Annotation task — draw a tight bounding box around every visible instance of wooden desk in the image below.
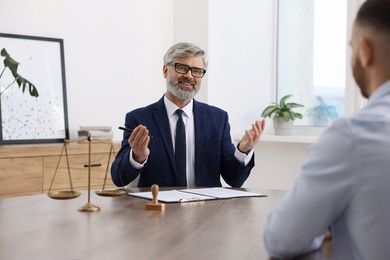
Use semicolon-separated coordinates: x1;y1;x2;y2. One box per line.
0;188;332;260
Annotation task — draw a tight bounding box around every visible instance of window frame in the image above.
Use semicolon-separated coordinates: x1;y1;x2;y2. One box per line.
271;0;364;138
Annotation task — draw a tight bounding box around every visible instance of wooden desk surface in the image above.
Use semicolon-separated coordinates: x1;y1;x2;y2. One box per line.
0;188;332;260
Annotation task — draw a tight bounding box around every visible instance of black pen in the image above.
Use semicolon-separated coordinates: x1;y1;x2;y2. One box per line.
118;126;134;132
118;126;153;138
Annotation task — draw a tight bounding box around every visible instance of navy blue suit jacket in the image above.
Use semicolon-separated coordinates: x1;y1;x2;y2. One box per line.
111;97;255;187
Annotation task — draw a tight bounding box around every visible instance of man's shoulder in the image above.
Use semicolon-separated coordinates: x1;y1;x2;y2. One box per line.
194;99;227;115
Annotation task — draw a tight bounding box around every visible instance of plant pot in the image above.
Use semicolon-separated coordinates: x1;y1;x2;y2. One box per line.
273;117;293;135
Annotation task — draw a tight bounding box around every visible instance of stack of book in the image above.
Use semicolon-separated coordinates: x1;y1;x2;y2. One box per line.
78;126;113;140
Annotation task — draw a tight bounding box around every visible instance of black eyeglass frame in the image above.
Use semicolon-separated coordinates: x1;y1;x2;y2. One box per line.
170;63;207;78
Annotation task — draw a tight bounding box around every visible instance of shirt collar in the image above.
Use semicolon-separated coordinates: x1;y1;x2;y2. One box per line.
368;79;390;105
164;95;193;118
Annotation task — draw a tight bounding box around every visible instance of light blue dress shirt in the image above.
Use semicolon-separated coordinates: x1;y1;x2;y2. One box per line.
264;80;390;260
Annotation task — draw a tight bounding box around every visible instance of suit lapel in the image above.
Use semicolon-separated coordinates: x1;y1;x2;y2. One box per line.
152;98;206;184
152;98;175;169
193;100;205;182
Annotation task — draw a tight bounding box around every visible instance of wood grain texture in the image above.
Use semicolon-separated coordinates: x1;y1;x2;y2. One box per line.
0;188;333;260
0;142;120;198
0;157;42;196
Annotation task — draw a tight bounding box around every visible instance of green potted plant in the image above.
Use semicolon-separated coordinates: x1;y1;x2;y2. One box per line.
261;94;304;135
307;96;338;126
0;48;39;97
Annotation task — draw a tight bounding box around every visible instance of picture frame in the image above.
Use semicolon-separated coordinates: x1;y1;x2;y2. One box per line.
0;33;69;144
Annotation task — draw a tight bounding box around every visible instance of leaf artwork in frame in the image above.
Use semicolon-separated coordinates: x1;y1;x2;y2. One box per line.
0;33;69;144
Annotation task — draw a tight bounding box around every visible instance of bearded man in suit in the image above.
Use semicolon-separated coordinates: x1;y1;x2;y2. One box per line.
111;42;264;188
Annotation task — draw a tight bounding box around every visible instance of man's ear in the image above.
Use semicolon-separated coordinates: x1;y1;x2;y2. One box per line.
359;37;373;67
163;65;168;79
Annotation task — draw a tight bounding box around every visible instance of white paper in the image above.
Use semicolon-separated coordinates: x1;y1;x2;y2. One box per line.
128;188;266;203
181;187;265;199
128;189;214;203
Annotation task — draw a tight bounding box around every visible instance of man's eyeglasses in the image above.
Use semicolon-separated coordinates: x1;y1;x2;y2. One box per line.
170;63;206;78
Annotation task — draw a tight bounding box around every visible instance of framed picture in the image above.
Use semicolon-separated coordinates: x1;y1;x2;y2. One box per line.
0;33;69;144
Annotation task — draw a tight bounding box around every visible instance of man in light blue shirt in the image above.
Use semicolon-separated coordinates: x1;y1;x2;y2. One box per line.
264;0;390;259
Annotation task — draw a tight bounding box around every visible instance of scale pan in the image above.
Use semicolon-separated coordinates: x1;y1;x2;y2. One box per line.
48;191;81;200
95;189;126;197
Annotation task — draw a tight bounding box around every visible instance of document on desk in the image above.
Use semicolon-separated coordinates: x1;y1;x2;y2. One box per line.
180;187;267;199
128;189;214;203
128;188;266;203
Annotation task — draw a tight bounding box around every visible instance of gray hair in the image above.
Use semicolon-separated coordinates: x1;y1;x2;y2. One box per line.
163;42;208;68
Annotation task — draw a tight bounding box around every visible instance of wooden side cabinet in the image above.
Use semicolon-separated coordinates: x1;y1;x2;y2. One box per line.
0;142;121;199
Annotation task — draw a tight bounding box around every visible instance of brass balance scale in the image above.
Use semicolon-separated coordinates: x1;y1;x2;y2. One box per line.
47;135;126;212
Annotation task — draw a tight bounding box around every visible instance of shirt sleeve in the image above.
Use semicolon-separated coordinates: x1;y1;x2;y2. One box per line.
264;118;359;258
234;147;254;166
129;149;148;169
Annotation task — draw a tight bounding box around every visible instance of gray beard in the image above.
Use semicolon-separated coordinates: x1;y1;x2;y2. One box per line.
166;79;199;101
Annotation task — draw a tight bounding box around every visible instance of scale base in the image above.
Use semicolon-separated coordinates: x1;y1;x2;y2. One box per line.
78;202;101;212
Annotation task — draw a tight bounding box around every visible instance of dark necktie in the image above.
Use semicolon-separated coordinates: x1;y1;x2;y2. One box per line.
175;109;187;186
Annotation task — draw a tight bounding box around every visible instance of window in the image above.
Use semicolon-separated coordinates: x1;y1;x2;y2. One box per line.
277;0;361;128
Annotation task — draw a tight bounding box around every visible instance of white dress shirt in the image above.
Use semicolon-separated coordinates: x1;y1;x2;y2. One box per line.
264;80;390;260
164;97;196;186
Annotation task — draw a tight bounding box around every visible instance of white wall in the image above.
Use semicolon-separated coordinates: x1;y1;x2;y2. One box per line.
0;0;175;141
247;142;310;190
208;0;276;136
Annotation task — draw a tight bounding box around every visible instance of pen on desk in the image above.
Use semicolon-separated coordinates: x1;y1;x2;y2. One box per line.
180;197;206;203
118;126;153;138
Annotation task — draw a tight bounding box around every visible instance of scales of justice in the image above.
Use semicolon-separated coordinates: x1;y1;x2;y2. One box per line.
47;134;126;212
